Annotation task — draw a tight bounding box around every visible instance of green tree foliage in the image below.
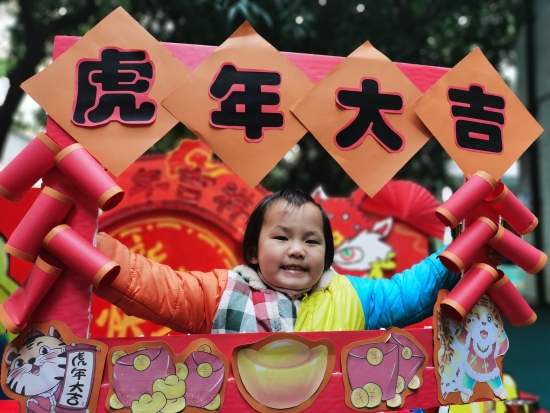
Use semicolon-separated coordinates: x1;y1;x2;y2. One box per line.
0;0;519;195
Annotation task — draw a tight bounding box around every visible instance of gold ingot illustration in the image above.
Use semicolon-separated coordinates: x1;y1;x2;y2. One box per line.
161;397;186;413
131;392;167;413
362;382;382;408
111;350;127;365
133;354;151;371
204;394;221;411
153;375;186;399
367;347;384;366
109;393;124;410
237;340;328;409
175;362;189;380
408;375;421;390
386;393;402;408
396;375;405;394
351;388;369;408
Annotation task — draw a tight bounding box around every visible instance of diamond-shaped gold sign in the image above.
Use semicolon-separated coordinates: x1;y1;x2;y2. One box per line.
291;41;431;197
162;22;313;188
21;7;190;176
413;48;543;179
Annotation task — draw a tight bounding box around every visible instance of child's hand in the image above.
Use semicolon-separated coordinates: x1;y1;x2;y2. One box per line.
487;248;503;267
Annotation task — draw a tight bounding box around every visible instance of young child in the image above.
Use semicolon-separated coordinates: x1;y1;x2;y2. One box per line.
94;189;461;334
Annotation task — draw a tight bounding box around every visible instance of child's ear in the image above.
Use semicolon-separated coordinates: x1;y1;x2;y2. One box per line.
248;247;259;265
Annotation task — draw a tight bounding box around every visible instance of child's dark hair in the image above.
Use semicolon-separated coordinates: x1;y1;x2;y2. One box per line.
243;189;334;271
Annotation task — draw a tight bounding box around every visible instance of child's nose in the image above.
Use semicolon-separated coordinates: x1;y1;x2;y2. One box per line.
288;241;305;257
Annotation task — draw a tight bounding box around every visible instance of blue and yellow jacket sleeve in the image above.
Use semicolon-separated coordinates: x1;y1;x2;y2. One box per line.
346;249;460;329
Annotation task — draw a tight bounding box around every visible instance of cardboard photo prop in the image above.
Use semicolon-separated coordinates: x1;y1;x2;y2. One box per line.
21;7;190;176
413;48;543;180
107;339;228;413
231;333;335;412
435;291;509;405
1;321;107;413
291;41;431;197
162;22;313;188
341;328;428;410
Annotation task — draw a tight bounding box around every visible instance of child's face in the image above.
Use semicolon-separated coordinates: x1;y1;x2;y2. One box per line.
251;200;326;292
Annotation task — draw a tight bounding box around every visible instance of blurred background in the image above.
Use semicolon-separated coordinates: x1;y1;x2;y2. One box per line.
0;0;548;408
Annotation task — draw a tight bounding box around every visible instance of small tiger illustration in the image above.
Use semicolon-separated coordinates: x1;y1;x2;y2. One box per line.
4;326;67;412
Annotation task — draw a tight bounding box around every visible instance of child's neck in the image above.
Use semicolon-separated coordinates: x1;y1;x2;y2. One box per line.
257;270;312;299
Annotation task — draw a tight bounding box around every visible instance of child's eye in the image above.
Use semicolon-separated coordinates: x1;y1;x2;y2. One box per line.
306;240;320;244
274;236;287;241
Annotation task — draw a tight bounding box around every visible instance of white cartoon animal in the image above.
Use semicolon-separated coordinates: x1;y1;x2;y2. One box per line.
333;217;394;276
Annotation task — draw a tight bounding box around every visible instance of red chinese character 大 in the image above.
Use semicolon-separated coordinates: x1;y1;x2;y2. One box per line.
209;64;284;142
72;47;157;127
447;84;506;154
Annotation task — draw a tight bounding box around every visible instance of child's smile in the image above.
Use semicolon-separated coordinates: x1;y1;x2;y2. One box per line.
251;200;326;293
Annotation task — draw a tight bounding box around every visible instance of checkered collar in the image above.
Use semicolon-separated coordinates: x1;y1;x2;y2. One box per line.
232;265;335;293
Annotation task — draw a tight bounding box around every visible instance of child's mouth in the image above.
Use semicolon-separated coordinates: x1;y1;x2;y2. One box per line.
281;265;307;272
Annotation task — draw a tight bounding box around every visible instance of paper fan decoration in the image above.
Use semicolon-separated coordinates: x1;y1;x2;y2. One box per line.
354;180;444;239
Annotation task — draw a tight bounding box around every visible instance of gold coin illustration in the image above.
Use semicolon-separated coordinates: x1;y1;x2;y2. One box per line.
197;362;213;378
351;388;369;408
109;393;124;409
198;344;212;353
396;375;405;393
366;347;384;366
386;393;402;408
134;354;152;371
204;394;221;411
111;350;127;365
401;346;412;360
408;375;421;390
362;382;382;408
176;362;189;380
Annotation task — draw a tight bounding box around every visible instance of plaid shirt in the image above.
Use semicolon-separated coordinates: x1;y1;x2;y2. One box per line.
211;266;297;333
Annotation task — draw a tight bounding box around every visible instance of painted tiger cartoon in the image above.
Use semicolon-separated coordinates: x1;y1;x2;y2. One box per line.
4;326;67;412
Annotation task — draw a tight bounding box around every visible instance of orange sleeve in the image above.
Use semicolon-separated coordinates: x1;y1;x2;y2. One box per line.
93;232;229;334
